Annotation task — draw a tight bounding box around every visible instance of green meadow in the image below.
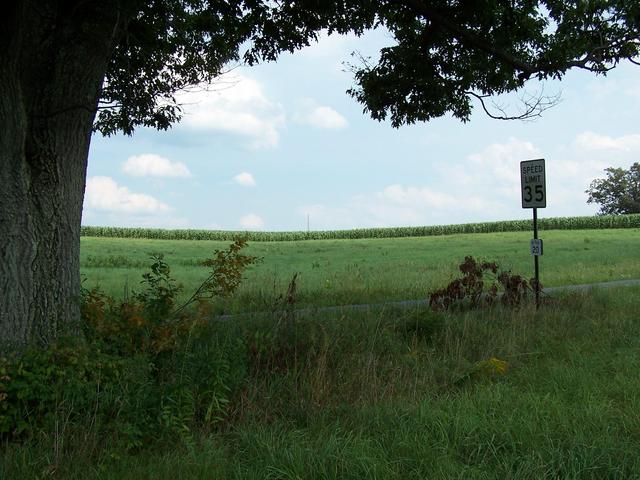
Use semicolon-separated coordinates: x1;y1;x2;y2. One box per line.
81;228;640;312
3;225;640;479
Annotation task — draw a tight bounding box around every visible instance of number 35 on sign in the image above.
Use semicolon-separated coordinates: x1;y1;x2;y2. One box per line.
520;159;546;208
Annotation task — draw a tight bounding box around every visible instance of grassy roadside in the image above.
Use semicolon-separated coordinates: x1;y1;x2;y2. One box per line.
3;286;640;479
80;228;640;312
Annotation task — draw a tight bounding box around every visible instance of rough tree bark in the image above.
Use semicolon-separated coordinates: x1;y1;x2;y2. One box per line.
0;1;123;346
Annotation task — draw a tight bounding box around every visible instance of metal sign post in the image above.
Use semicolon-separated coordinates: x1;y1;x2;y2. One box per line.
520;159;546;309
533;208;540;307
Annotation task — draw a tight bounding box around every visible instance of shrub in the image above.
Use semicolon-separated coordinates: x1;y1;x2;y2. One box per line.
82;238;258;357
0;343;122;437
0;239;257;451
429;256;537;310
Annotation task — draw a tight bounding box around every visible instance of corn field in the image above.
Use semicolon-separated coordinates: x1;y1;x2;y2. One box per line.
80;213;640;242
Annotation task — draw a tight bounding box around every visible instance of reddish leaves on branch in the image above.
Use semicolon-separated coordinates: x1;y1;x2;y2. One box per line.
82;238;258;356
429;256;538;311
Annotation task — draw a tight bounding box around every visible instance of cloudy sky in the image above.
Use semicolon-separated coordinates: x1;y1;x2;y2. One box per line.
83;29;640;231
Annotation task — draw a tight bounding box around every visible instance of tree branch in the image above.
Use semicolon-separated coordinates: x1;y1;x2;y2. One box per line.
465;88;560;121
558;34;638;72
402;0;535;77
401;0;639;78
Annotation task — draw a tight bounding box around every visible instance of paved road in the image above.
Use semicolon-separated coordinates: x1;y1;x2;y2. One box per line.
215;278;640;321
543;278;640;293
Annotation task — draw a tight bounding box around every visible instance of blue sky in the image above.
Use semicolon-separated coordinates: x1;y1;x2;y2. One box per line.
83;29;640;231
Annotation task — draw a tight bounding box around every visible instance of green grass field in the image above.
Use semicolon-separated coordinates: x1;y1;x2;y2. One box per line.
4;287;640;479
81;228;640;312
3;227;639;478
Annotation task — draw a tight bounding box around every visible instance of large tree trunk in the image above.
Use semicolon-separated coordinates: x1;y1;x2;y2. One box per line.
0;1;122;347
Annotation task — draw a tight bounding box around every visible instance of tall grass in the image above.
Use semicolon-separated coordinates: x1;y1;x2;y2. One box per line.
81;213;640;241
3;287;640;479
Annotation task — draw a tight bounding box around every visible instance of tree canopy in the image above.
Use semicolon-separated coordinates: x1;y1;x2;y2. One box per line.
95;0;376;135
96;0;640;136
339;0;640;126
586;163;640;215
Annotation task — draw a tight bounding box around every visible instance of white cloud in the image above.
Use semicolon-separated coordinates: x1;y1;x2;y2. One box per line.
84;176;170;215
298;184;506;230
573;132;640;152
544;130;640;212
295;98;348;129
448;136;630;218
379;184;458;209
448;133;637;219
380;184;500;212
176;73;285;149
298;138;541;229
467;138;540;184
439;137;542;203
122;153;192;178
233;172;256;187
239;213;265;230
298;129;640;229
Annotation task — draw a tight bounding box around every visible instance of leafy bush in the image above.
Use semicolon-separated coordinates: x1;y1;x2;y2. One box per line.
429;256;537;310
82;238;258;356
0;239;256;450
0;343;123;437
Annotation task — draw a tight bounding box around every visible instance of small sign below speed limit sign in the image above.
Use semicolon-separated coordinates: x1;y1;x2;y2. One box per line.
530;238;543;256
520;159;546;208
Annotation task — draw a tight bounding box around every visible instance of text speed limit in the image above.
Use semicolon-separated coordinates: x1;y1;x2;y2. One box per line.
520;159;546;209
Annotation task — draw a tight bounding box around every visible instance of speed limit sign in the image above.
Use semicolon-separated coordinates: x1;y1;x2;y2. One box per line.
520;158;546;309
520;159;546;208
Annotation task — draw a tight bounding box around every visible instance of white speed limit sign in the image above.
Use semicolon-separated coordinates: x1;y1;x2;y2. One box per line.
520;159;546;208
